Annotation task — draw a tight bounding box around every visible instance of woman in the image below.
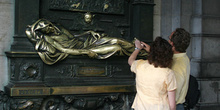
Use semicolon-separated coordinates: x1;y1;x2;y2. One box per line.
128;37;176;110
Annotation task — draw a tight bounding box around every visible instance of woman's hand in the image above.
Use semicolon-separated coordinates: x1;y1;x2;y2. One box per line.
135;39;143;50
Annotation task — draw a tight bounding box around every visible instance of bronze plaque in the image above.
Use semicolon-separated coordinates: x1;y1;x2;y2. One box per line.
10;87;50;96
78;66;106;76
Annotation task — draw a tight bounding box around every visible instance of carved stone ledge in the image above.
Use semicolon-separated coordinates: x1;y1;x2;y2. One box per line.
0;90;135;110
5;51;136;109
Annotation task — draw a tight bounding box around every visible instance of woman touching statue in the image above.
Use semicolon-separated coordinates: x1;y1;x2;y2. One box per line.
25;19;147;65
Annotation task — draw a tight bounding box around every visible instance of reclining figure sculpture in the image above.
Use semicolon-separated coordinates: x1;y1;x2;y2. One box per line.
25;19;147;65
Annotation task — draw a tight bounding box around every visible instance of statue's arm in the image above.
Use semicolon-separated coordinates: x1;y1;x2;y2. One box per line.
74;31;101;40
73;31;90;37
43;35;98;58
60;27;100;42
59;27;75;38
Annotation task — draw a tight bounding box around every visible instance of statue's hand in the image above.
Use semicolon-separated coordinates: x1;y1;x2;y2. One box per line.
89;31;101;40
87;50;98;58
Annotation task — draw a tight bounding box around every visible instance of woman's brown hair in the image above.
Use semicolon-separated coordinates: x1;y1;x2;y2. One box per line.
148;37;173;68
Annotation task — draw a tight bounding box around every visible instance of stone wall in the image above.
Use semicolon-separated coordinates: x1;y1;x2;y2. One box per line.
161;0;220;109
0;0;14;90
191;0;220;109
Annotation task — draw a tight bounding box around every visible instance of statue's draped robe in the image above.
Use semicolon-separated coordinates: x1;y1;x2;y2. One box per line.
26;21;134;65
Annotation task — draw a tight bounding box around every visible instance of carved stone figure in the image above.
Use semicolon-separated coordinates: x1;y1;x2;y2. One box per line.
25;19;147;65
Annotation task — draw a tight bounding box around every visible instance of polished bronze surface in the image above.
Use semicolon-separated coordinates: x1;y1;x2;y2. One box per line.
10;87;50;96
51;85;135;95
25;19;148;65
78;67;106;76
9;85;135;96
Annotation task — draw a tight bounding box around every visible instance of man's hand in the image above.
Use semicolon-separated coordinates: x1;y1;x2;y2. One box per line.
141;41;150;52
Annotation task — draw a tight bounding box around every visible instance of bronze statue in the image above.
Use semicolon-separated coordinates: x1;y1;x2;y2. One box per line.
25;19;147;65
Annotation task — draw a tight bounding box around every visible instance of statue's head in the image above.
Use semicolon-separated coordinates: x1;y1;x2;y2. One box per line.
34;19;60;35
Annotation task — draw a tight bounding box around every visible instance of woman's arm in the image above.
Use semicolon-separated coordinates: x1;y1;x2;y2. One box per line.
128;40;143;66
168;90;176;110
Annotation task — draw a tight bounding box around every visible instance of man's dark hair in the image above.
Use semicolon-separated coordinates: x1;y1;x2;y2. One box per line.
148;37;173;68
170;28;191;52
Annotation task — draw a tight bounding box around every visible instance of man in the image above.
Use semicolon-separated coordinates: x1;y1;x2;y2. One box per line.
141;28;191;110
168;28;191;110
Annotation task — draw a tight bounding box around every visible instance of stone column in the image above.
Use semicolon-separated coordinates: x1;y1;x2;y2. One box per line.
0;0;14;90
131;0;154;43
191;0;220;109
11;0;40;51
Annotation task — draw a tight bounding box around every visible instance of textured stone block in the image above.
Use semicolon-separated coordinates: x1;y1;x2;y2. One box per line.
200;81;219;103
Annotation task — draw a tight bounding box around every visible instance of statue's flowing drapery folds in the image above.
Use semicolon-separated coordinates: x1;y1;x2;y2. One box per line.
25;19;147;65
